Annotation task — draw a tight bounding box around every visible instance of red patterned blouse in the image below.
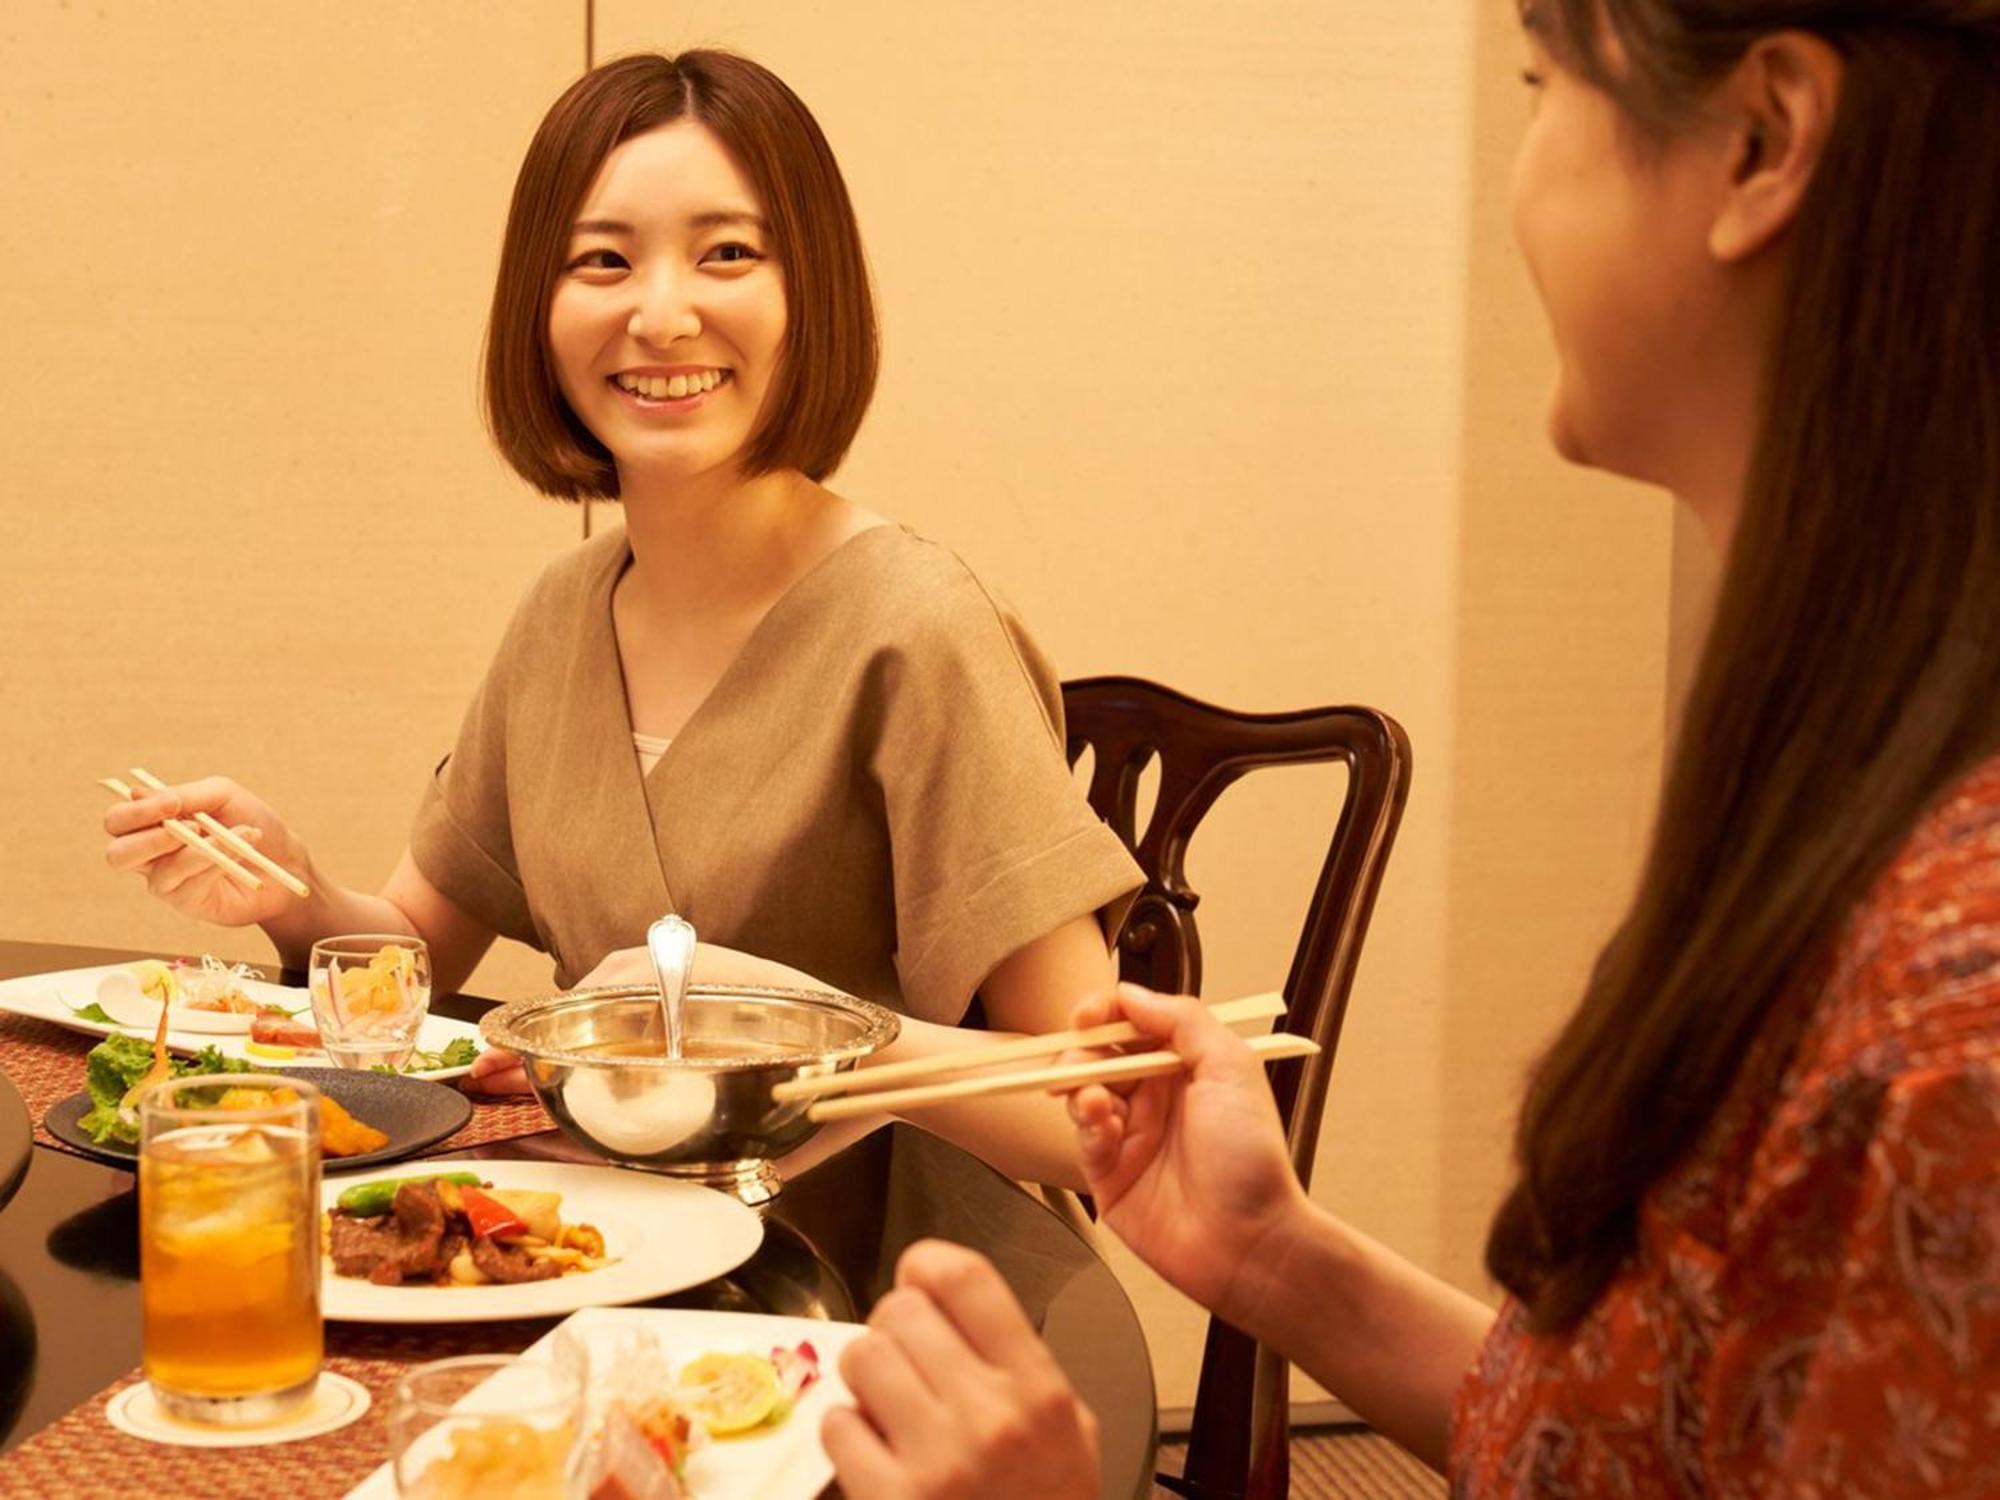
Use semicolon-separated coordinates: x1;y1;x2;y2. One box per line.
1449;756;2000;1498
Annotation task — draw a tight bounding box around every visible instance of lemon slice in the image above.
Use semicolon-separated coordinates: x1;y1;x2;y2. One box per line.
244;1040;297;1060
678;1352;781;1435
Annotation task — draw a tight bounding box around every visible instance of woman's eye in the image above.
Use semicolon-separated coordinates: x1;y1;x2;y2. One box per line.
703;242;762;266
566;248;628;273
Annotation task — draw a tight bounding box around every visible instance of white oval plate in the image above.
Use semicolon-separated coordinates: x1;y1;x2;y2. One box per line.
96;968;259;1034
0;963;483;1081
319;1159;764;1323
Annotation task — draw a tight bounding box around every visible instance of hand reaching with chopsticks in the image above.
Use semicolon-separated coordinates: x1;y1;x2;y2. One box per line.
1066;984;1314;1330
102;774;313;926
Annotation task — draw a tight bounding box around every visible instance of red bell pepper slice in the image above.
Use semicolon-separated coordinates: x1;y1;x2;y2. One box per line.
460;1186;528;1241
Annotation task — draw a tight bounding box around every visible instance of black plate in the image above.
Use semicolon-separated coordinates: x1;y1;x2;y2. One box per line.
0;1071;28;1212
42;1067;471;1175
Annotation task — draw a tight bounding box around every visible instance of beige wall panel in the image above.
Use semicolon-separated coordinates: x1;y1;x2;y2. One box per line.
1;3;586;1001
597;0;1480;1413
1437;3;1672;1294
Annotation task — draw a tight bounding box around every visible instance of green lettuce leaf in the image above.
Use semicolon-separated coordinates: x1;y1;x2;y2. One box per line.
76;1103;134;1145
180;1045;255;1081
75;1036;257;1146
84;1034;159;1112
370;1036;479;1074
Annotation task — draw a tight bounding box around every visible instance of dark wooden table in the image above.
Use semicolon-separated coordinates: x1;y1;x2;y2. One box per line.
0;1072;26;1216
0;940;1158;1496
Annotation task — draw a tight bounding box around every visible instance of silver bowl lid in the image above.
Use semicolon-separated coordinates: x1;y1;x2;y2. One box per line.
477;981;900;1070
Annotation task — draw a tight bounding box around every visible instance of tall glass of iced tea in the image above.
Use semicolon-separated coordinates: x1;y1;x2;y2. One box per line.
138;1073;322;1424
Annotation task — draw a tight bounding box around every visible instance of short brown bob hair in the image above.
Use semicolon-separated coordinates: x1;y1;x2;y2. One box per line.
484;51;879;500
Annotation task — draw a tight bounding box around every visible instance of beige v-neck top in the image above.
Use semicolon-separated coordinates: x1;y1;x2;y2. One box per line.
409;524;1141;1024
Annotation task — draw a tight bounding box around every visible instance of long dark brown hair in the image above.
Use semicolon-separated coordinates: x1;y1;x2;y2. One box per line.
1489;0;2000;1333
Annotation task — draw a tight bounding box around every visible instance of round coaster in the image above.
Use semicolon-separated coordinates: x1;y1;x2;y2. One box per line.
105;1371;370;1448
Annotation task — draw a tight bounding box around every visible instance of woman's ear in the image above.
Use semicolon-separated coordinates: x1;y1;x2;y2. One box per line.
1709;31;1844;263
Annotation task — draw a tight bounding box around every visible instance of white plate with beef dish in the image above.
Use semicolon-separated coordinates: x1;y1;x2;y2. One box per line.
319;1158;765;1323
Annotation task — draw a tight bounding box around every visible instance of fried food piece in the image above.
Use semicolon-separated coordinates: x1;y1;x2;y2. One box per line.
319;1094;390;1158
214;1086;290;1111
555;1222;606;1258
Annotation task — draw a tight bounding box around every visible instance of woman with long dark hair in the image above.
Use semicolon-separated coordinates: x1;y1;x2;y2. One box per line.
823;2;2000;1492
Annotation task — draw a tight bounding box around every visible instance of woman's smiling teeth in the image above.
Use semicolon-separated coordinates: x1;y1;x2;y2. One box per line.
614;369;727;400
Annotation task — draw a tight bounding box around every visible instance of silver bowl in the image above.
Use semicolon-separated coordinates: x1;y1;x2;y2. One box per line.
480;983;899;1204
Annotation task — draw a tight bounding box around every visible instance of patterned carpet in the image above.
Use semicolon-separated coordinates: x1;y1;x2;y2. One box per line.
1153;1427;1446;1500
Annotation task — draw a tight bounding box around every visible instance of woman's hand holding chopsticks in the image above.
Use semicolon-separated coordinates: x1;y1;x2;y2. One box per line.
102;774;315;927
1066;984;1317;1331
823;989;1324;1500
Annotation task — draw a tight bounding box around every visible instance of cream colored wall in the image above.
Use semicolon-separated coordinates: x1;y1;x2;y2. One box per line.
0;1;581;1001
2;0;1672;1422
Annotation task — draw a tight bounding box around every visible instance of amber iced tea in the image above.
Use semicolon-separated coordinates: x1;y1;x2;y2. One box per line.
139;1076;322;1424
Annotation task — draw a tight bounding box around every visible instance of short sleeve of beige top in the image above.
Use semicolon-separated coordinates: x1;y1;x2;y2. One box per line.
409;524;1142;1026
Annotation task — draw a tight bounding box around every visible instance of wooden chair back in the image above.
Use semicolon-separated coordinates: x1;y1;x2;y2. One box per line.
1062;675;1413;1500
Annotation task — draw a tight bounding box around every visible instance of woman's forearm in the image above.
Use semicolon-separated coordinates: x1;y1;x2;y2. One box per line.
1234;1203;1495;1470
895;1087;1089;1190
260;849;492;995
258;866;418;970
865;1014;1090;1190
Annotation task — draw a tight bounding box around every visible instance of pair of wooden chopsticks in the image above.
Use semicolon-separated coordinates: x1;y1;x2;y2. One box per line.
781;992;1319;1123
100;767;311;899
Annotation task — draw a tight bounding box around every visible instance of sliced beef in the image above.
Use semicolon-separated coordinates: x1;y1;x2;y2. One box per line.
326;1181;453;1285
369;1181;450;1283
392;1179;446;1239
469;1234;561;1284
328;1182;571;1289
327;1211;408;1280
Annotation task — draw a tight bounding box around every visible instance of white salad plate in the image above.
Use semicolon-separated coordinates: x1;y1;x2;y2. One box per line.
0;962;482;1081
94;964;258;1034
342;1305;864;1500
320;1159;766;1324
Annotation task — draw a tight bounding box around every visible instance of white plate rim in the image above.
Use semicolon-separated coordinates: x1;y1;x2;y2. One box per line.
339;1306;865;1499
0;963;482;1081
318;1158;765;1324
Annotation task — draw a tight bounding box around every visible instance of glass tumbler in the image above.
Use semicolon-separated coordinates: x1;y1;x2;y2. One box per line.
309;934;432;1070
391;1353;586;1499
138;1073;322;1424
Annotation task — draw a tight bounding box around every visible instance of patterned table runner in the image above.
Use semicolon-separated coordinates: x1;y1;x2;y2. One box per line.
0;1011;552;1156
0;1320;557;1499
0;1013;565;1496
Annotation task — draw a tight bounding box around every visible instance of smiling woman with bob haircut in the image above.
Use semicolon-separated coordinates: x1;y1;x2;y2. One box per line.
101;51;1141;1190
486;51;875;497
